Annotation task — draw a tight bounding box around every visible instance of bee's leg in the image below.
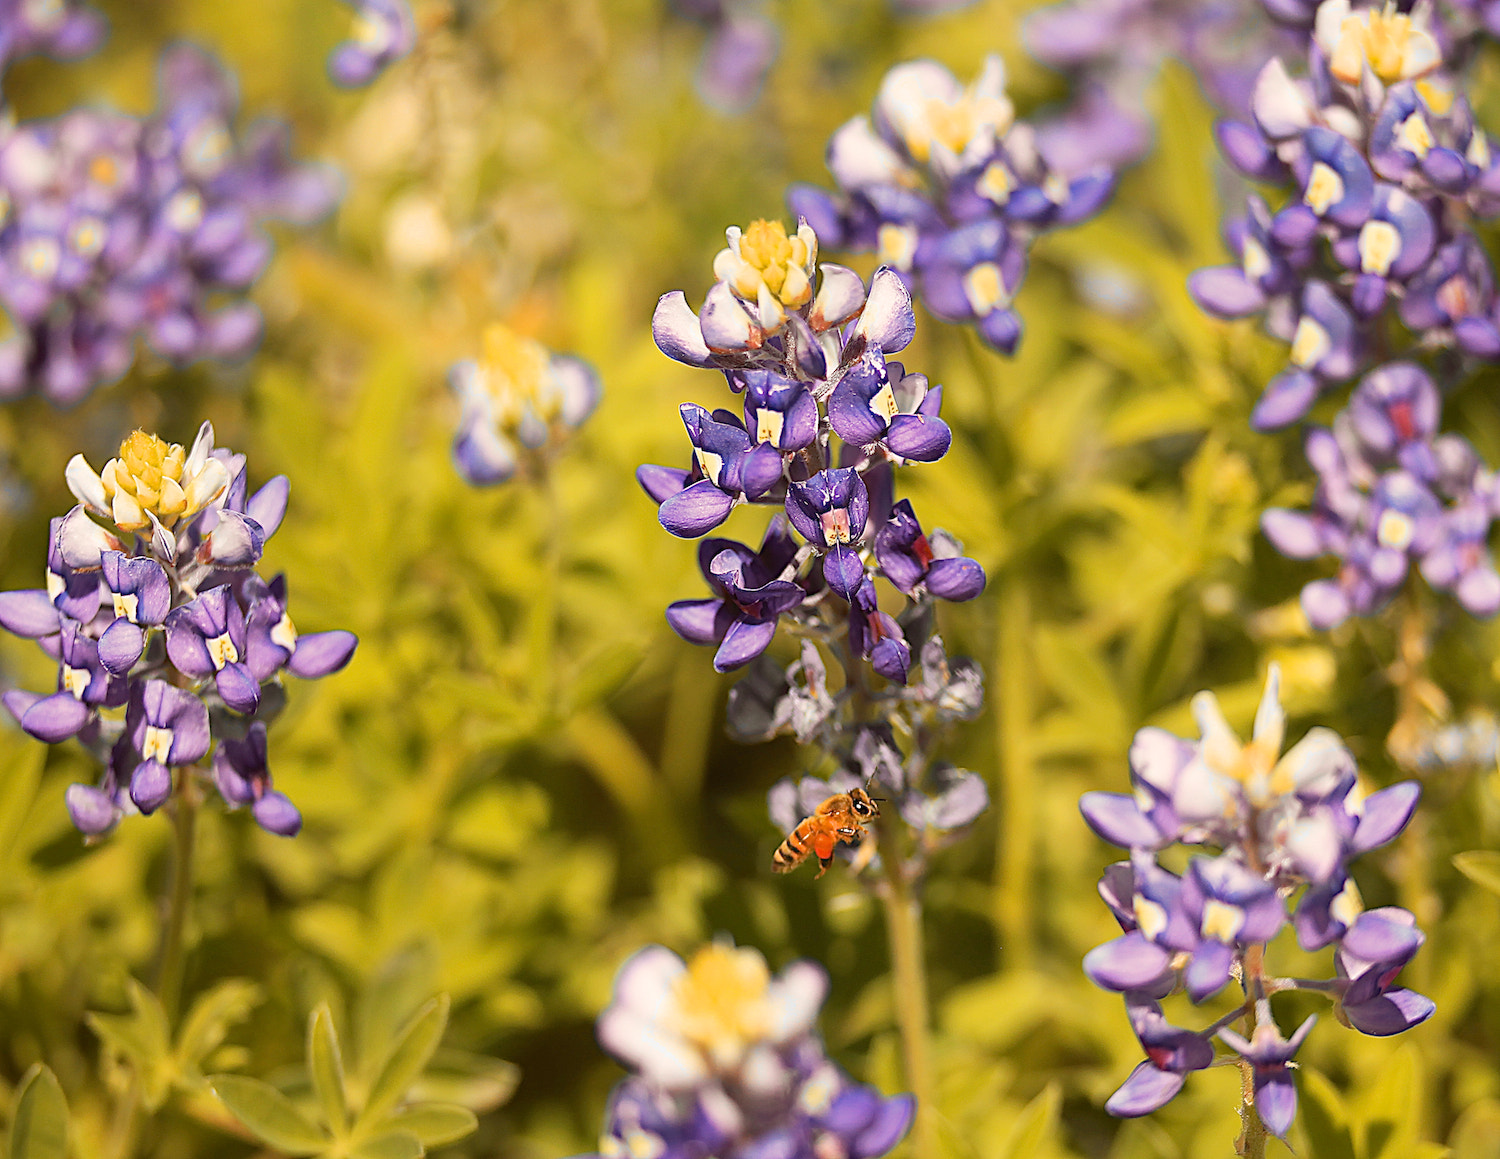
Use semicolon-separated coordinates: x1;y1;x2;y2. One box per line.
815;854;834;878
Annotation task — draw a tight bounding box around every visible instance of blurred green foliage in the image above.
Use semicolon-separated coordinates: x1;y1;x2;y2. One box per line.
1;1;1499;1157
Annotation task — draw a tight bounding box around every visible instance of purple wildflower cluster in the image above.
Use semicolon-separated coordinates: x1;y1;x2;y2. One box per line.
644;218;984;680
1261;361;1500;626
1082;666;1431;1136
1184;0;1500;628
0;0;104;72
448;322;602;486
642;218;990;869
788;57;1116;354
328;0;415;88
580;942;914;1159
0;44;340;404
0;422;356;837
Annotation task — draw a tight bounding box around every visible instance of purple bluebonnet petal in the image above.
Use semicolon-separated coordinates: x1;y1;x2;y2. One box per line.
660;480;736;537
66;784;121;835
854;268;916;353
1188;267;1266;318
1084;932;1172;992
1185;940;1234;1003
823;544;864;600
207;509;265;566
925;556;984;599
98;619;145;675
1252;368;1321;431
215;662;261;713
653;291;714;367
1105;1061;1186;1117
666;599;733;645
252;791;302;836
1350;782;1420;852
714;617;778;671
885;413;950;461
16;692;92;742
637;465;689;504
850;1094;914;1157
1343;988;1435;1035
288;630;358;678
1080;792;1161;848
0;590;61;638
130;760;173;813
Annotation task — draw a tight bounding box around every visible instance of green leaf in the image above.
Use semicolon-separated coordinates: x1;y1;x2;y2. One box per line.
357;996;449;1129
1296;1069;1356;1159
1000;1082;1060;1158
374;1104;477;1148
349;1130;425;1159
1450;1098;1500;1159
85;980;174;1110
10;1064;69;1159
309;1004;348;1135
0;743;44;862
208;1074;330;1155
1361;1046;1422;1159
176;980;263;1077
1453;850;1500;896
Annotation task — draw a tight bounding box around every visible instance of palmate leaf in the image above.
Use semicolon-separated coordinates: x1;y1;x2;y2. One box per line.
375;1104;478;1148
208;1075;330;1156
85;979;173;1110
10;1064;69;1159
176;979;263;1083
357;996;450;1130
308;1004;349;1135
348;1130;424;1159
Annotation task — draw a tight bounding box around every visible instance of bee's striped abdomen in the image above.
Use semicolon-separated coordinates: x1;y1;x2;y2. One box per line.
772;819;815;872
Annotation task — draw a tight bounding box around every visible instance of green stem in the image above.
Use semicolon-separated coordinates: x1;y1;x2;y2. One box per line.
527;463;563;721
156;775;199;1024
879;834;938;1159
1236;946;1269;1159
994;580;1035;969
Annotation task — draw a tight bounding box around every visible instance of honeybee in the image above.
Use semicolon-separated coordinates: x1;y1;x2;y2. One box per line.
772;787;881;878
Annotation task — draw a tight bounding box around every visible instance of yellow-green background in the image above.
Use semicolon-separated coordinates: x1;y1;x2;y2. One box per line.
1;1;1499;1155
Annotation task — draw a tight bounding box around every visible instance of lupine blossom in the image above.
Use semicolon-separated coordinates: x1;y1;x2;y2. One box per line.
581;942;913;1159
0;44;340;404
328;0;415;87
448;322;602;486
788;56;1116;353
1082;665;1431;1133
0;422;356;837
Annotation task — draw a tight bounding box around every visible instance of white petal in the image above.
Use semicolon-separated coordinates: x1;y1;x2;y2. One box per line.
64;453;107;514
1191;690;1242;773
1253;58;1313;139
185;420;215;476
1252;663;1285;755
184;457;230;513
766;961;827;1042
1274;727;1353;796
596;1009;705;1088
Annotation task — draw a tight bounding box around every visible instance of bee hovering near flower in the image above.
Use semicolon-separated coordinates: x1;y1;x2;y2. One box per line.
773;786;880;877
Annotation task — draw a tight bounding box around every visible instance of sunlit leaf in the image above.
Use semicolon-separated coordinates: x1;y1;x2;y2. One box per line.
357;996;450;1129
176;980;263;1079
375;1104;478;1147
208;1075;329;1155
349;1130;425;1159
309;1004;348;1136
10;1064;68;1159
